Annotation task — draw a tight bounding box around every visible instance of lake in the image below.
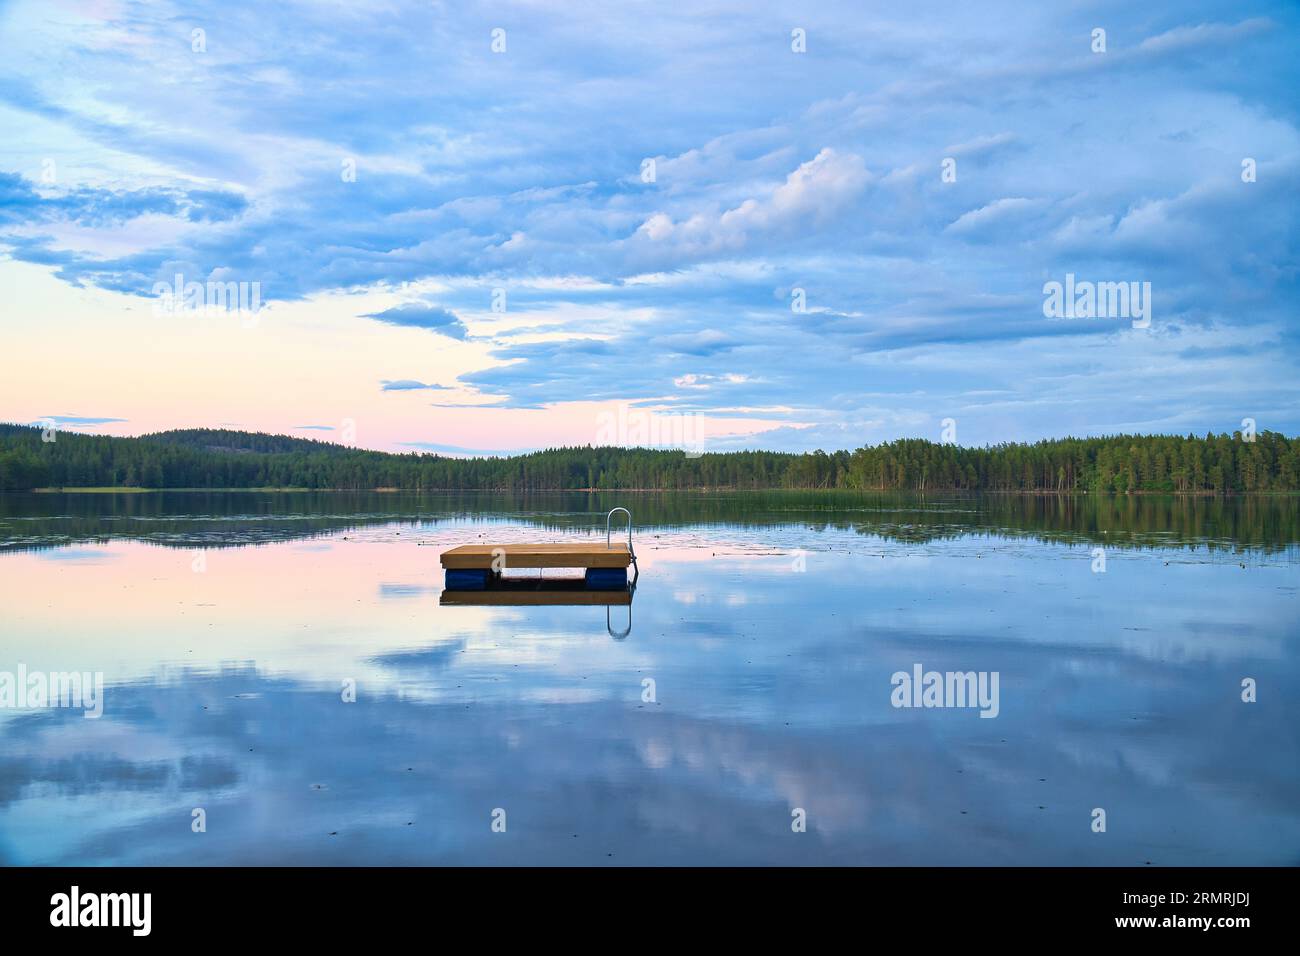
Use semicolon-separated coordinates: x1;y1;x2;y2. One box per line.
1;491;1297;865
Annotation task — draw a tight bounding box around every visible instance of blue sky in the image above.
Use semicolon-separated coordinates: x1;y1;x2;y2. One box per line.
0;0;1297;453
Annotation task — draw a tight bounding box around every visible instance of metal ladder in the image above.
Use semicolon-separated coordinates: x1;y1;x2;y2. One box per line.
606;507;639;586
604;507;637;638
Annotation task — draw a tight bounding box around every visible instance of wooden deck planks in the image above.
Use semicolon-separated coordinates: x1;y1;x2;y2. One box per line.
440;542;632;569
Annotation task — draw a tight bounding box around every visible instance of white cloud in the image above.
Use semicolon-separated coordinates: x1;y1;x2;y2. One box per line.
1137;18;1272;56
633;148;870;253
946;197;1045;235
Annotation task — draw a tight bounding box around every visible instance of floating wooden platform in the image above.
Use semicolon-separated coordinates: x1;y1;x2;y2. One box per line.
438;511;638;633
440;542;632;570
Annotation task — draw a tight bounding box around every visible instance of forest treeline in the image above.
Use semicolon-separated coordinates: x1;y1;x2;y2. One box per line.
0;424;1296;493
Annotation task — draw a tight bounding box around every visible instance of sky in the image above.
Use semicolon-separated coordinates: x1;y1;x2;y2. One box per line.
0;0;1297;455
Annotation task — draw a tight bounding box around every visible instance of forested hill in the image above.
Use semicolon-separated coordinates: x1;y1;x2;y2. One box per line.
0;423;1296;493
139;428;346;456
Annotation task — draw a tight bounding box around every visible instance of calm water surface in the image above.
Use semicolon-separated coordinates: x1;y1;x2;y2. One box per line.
1;492;1297;865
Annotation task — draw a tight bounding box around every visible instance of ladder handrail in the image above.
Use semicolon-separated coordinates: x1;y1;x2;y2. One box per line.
606;507;633;553
606;507;638;586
